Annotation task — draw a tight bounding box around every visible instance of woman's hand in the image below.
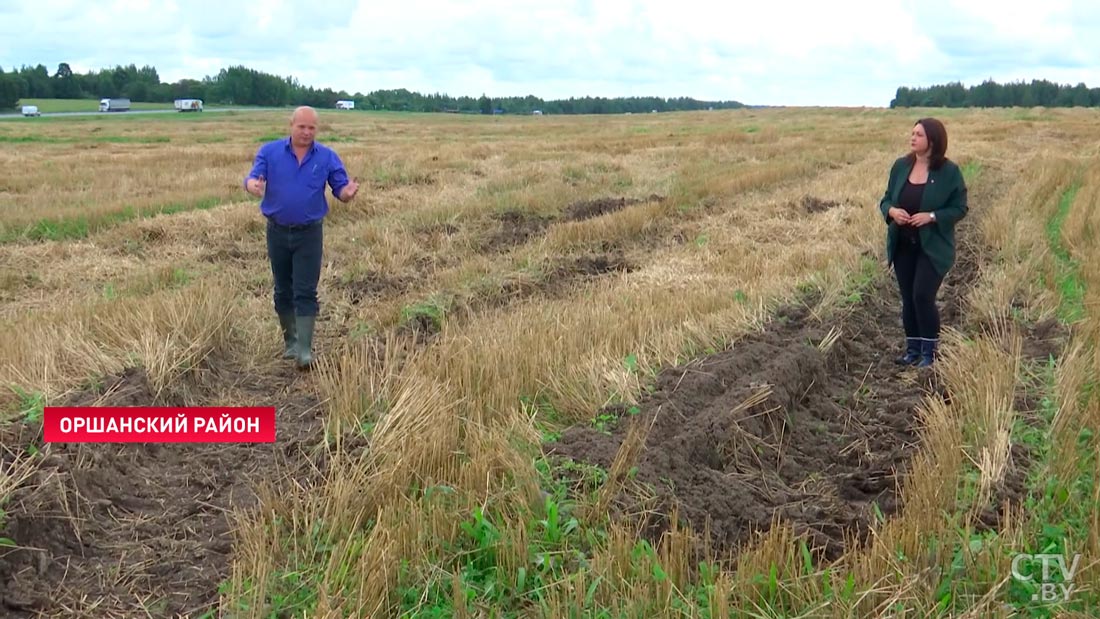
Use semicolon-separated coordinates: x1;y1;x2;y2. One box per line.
908;212;935;227
888;207;911;225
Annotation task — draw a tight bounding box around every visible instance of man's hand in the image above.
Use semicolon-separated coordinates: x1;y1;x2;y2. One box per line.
888;206;911;225
908;212;935;227
339;177;360;202
246;176;266;197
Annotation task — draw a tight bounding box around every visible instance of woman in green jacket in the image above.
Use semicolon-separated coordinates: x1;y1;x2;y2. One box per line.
879;118;968;367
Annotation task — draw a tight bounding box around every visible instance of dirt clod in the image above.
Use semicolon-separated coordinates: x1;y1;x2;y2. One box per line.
1021;317;1068;362
564;195;664;222
481;211;553;252
800;196;842;213
338;271;411;306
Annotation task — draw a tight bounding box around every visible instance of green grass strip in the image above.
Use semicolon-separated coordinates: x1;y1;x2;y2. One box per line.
0;197;226;243
0;135;171;144
1044;185;1086;323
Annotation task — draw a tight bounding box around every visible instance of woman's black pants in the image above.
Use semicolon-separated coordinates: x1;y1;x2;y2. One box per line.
893;236;944;342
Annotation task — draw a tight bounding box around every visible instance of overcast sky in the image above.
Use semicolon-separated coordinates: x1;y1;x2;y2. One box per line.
1;0;1098;106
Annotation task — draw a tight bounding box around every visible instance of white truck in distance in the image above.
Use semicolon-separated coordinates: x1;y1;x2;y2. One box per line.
175;98;203;112
99;98;131;112
21;105;40;117
335;100;355;110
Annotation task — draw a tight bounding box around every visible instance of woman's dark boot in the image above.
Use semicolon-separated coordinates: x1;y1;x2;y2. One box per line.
895;337;921;365
917;338;938;368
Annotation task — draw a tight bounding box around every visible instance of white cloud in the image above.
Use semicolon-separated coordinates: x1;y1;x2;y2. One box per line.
2;0;1100;106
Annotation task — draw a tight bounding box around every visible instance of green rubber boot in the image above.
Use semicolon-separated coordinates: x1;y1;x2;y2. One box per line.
278;313;297;359
295;315;317;369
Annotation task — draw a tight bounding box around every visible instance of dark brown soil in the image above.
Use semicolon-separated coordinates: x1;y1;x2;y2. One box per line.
398;308;444;340
476;195;668;254
522;252;637;302
481;211;554;252
462;252;640;321
200;242;264;264
389;249;640;346
337;271;412;306
974;441;1033;533
979;315;1070;532
564;197;638;221
563;195;664;222
410;222;462;255
552;252;636;280
0;366;324;618
939;236;980;328
1020;317;1068;362
800;196;842;214
550;273;940;561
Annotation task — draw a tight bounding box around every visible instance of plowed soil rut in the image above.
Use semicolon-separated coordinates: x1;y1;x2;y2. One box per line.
0;366;325;618
551;270;947;560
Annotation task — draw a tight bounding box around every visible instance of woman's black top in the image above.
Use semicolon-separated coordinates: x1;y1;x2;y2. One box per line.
897;179;926;242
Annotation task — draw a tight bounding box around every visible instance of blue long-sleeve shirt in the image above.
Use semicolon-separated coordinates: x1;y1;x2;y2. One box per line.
245;138;350;226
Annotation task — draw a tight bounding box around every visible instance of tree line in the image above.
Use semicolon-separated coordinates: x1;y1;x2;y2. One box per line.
891;79;1100;108
0;62;744;114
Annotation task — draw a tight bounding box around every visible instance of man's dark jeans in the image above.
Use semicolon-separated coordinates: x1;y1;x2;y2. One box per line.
266;218;323;317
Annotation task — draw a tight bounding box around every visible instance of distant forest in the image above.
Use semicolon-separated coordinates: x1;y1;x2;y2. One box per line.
891;79;1100;108
0;62;745;115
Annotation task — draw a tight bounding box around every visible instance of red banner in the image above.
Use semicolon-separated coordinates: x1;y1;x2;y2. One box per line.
42;407;276;443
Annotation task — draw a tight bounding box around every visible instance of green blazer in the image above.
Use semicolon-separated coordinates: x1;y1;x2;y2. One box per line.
878;156;969;276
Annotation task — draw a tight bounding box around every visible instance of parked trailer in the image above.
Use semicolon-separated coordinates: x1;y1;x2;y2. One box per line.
174;98;203;112
99;98;131;112
21;105;41;117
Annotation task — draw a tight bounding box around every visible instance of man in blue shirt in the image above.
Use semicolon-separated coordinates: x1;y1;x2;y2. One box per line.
244;106;360;369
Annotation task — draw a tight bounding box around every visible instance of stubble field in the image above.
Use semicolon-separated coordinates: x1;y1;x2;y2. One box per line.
0;106;1099;618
